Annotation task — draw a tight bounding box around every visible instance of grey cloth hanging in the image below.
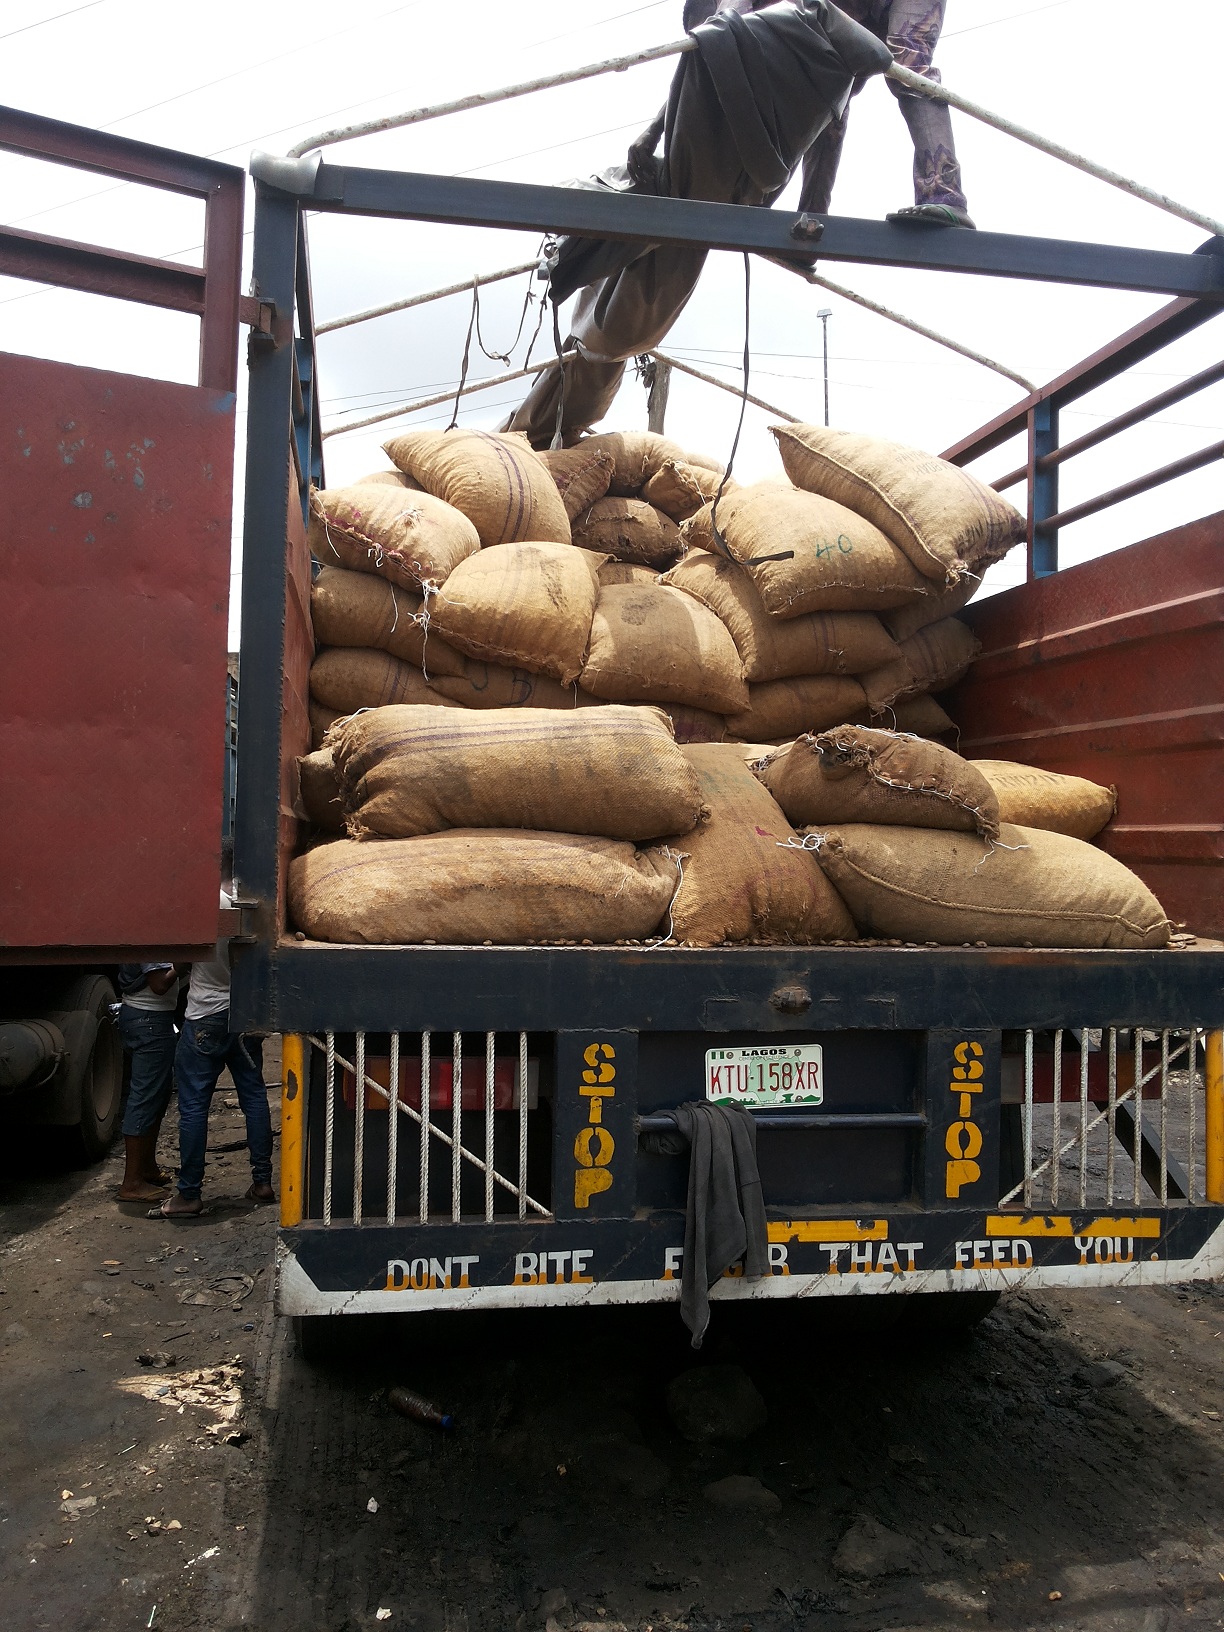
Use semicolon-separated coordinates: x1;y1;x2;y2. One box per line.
503;0;892;447
642;1100;769;1348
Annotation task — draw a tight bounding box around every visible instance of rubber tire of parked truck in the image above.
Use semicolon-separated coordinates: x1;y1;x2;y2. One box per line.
57;973;123;1160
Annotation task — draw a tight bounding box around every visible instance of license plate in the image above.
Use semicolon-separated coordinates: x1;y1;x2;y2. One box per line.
705;1044;824;1108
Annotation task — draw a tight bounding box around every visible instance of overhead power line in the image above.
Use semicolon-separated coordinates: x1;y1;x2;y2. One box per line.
0;1;106;44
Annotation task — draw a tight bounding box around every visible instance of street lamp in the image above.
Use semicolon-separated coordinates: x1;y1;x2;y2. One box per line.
817;308;832;426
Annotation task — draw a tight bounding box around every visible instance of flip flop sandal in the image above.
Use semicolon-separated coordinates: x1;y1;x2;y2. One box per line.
886;203;977;228
147;1198;207;1221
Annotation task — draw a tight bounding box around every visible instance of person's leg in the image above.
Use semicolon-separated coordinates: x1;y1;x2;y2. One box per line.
884;0;972;222
117;1009;175;1202
163;1015;228;1215
225;1031;275;1201
797;107;850;216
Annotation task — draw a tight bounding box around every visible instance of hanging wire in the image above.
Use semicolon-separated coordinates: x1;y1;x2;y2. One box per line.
446;290;480;431
549;298;569;450
474;267;537;366
709;253;793;565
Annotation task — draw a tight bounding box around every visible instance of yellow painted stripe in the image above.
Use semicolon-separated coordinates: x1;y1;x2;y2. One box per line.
1207;1032;1224;1205
770;1220;887;1243
988;1214;1161;1238
280;1033;305;1228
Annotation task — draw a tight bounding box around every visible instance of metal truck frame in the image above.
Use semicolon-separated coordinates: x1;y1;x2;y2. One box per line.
233;154;1224;1326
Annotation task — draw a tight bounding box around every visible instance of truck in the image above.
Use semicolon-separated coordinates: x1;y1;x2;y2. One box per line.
0;108;244;1157
3;102;1222;1351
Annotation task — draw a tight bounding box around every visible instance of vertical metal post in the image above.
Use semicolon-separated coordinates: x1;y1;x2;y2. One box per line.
1106;1027;1117;1204
1028;397;1059;577
280;1034;305;1228
646;356;671;434
419;1030;431;1223
1159;1030;1170;1205
518;1030;529;1221
484;1031;496;1223
1050;1028;1063;1206
1133;1031;1144;1205
324;1031;336;1227
354;1030;366;1226
818;308;832;426
1205;1031;1224;1203
1022;1030;1034;1208
1078;1040;1089;1207
451;1032;463;1222
387;1031;399;1225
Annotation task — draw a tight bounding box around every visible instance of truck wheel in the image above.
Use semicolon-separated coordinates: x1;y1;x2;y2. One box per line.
60;974;123;1161
902;1291;1001;1334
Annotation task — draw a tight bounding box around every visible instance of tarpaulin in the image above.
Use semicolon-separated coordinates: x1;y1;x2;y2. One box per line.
504;0;891;446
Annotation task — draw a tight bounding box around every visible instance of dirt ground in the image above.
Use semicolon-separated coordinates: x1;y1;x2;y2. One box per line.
4;1080;1224;1632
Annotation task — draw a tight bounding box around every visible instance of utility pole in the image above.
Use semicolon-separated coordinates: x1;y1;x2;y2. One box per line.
646;356;671;434
817;308;832;426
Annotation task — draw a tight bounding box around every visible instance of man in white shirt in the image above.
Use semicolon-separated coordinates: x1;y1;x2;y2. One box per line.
116;961;181;1203
154;849;274;1219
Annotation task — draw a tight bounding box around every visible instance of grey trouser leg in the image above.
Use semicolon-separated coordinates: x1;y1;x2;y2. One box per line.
798;0;967;216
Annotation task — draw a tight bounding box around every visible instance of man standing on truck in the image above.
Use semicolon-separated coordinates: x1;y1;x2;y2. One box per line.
681;0;974;227
153;844;274;1219
116;960;180;1203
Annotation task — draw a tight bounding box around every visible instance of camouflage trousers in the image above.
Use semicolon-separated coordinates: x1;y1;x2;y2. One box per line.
799;0;968;215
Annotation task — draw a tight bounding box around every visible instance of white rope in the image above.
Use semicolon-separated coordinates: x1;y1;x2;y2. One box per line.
764;256;1034;392
321;350;578;440
887;61;1224;242
317;261;540;335
287;37;697;158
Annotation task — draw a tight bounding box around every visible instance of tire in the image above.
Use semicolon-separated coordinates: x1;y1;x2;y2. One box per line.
901;1290;1001;1334
60;974;123;1161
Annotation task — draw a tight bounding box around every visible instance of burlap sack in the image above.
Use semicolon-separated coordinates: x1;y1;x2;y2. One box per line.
571;498;683;569
309;648;457;715
971;760;1117;841
427;658;589;712
665;744;855;946
537;446;614;520
310;564;467;675
661;704;727;744
899;617;980;692
682;485;931;616
772;425;1024;583
429;542;603;685
289;830;680;946
331;703;706;843
356;469;421;490
858;656;918;712
600;561;660;588
725;675;867;743
882;694;957;738
310;699;343;751
382;428;571;547
298;747;344;832
578;430;687;495
308;483;480;590
884;573;980;642
759;726;999;836
662;550;901;682
811;822;1169;948
581;583;749;714
641;459;730;522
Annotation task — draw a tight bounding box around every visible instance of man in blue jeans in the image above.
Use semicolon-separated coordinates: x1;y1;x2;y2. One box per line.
116;961;181;1203
154;865;274;1219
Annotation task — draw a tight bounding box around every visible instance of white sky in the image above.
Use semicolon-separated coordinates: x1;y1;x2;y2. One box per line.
2;0;1221;647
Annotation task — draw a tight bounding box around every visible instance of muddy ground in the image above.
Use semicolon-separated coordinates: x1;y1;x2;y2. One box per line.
4;1086;1224;1632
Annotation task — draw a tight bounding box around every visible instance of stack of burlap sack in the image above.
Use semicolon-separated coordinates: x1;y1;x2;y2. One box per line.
305;422;1021;749
293;419;1170;949
292;709;1169;951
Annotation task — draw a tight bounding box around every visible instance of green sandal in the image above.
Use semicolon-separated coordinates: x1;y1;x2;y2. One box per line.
886;203;976;229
